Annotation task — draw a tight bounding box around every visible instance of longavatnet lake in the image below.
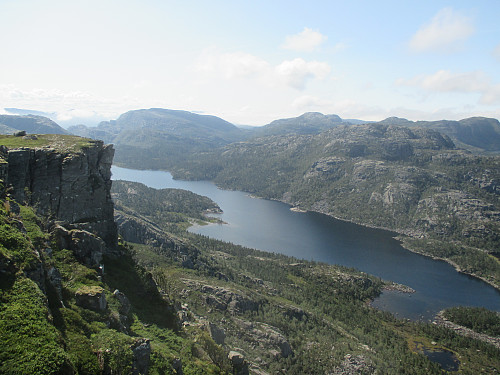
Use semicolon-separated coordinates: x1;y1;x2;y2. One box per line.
112;166;500;321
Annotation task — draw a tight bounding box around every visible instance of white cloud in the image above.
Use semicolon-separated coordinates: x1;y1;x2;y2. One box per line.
219;52;270;79
397;70;500;105
0;86;93;102
275;58;330;90
480;83;500;105
400;70;489;92
55;108;100;122
409;8;474;53
282;27;327;52
331;42;346;53
195;49;270;79
196;49;330;90
292;95;332;110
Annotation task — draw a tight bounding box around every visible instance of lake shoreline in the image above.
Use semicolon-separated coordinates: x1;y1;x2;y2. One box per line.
112;166;500;319
201;190;499;292
433;310;500;349
125;164;500;292
268;199;500;292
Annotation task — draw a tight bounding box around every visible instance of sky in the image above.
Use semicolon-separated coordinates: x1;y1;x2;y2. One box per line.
1;0;499;126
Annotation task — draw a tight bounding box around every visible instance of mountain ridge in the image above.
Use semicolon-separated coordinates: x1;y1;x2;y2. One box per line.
68;108;500;155
0;114;69;135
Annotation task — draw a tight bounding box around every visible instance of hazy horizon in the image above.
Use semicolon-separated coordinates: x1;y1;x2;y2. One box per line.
1;0;499;126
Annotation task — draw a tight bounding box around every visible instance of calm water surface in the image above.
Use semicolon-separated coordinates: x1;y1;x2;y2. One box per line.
112;166;500;320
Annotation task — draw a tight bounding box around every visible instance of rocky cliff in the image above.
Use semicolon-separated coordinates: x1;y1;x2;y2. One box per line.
0;138;117;250
0;135;118;270
0;135;168;374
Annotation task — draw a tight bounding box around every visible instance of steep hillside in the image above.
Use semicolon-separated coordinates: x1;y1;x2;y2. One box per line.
0;114;70;135
168;124;500;288
0;137;224;374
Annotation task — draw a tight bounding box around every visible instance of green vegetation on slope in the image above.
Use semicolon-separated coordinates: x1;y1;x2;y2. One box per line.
1;169;499;373
0;277;72;374
114;180;500;374
444;307;500;337
112;180;222;232
0;193;225;373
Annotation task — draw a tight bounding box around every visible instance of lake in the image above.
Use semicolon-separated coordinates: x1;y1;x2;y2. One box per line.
111;166;500;321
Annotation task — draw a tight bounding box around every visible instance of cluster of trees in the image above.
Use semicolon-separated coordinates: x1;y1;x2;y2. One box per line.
444;306;500;337
112;180;221;232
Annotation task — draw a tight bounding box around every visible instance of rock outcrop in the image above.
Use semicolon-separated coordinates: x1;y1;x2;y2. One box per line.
330;354;375;374
75;286;107;311
228;351;249;375
1;140;117;250
131;338;151;375
197;283;261;314
114;209;177;250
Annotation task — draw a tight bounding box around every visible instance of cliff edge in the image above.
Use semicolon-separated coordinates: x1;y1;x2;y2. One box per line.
0;134;117;262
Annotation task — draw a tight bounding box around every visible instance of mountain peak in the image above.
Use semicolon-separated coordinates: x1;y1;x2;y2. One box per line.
378;116;412;125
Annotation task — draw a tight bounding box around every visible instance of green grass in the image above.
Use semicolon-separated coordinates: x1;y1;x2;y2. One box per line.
0;134;95;153
53;248;101;293
0;277;71;374
19;204;48;246
0;206;38;269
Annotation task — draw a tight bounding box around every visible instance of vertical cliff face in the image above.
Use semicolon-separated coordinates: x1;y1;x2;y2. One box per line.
1;140;117;249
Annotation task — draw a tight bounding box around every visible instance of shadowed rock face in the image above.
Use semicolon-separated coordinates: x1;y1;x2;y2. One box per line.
75;286;107;311
2;141;117;249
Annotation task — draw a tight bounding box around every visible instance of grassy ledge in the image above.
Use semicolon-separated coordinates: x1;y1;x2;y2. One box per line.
0;134;96;153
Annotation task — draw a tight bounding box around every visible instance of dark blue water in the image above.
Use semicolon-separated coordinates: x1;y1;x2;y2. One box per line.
423;349;460;372
112;166;500;321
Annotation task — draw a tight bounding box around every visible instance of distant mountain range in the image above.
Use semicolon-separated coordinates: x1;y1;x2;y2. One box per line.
379;116;500;152
4;107;108;127
76;108;500;152
2;108;500;155
69;108;246;169
1;108;500;286
0;114;69;135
